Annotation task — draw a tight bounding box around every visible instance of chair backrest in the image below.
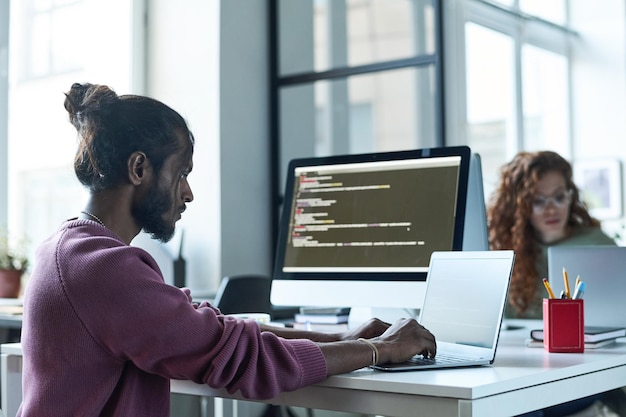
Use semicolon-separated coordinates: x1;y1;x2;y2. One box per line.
213;275;273;315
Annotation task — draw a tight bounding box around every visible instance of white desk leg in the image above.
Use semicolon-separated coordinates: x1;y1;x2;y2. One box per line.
214;398;239;417
1;352;22;417
200;396;210;417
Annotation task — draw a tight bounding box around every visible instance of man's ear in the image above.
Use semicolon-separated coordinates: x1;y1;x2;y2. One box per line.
128;152;150;185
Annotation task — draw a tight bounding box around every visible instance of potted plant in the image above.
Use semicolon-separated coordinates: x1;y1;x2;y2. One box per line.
0;231;29;298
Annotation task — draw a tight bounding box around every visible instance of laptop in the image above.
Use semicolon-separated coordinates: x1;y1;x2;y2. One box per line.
548;246;626;327
373;250;515;371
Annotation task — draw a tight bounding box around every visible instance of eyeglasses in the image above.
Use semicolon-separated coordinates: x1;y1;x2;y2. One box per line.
531;189;573;213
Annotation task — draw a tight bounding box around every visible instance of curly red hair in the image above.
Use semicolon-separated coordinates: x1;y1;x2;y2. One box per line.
487;151;599;314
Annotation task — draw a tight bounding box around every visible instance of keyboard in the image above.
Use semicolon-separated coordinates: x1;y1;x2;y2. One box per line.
407;353;473;366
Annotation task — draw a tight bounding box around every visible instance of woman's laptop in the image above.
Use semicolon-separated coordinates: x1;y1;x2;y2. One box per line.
548;246;626;328
373;250;515;371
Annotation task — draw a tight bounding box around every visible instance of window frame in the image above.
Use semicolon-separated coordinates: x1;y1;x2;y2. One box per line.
269;0;446;248
443;0;577;158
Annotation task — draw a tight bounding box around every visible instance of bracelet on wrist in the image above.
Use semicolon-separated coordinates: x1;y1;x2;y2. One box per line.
358;338;379;366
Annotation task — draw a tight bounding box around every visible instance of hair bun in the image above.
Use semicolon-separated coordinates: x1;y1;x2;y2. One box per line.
64;83;119;130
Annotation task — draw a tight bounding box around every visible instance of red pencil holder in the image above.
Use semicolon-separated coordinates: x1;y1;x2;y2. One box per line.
543;298;584;353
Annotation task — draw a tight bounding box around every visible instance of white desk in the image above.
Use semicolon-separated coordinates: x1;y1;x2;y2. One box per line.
5;321;626;417
0;299;23;330
0;315;22;330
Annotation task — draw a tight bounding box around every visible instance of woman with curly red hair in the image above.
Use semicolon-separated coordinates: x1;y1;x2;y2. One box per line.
487;151;615;319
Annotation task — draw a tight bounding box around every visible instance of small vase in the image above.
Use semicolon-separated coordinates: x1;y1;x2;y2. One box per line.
0;269;23;298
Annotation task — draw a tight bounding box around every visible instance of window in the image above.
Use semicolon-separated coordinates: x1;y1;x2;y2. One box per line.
465;22;514;175
5;0;142;264
444;0;575;195
21;0;84;79
279;66;436;186
272;0;443;238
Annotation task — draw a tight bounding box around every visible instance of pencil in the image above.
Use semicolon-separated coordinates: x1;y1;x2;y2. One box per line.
563;267;571;299
543;278;556;299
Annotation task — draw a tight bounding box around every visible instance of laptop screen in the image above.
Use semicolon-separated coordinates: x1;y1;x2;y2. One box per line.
419;251;514;350
548;246;626;327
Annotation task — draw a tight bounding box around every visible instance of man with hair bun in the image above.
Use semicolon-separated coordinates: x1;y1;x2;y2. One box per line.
17;83;436;416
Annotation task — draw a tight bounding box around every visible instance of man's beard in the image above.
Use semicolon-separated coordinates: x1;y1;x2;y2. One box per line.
133;182;176;243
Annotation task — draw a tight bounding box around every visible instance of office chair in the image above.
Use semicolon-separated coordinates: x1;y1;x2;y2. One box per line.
213;274;273;315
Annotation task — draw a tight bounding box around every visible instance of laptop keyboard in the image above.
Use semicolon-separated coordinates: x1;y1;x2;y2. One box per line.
408;353;471;366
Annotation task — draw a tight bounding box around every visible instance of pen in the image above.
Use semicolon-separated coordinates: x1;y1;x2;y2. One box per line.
573;281;586;300
563;267;571;299
543;278;556;299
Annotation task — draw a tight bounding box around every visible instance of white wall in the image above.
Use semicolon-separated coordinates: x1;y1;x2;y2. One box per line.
570;0;626;237
219;1;273;280
146;0;271;296
570;0;626;159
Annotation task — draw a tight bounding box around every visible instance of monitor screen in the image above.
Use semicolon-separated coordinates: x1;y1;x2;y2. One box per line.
271;146;472;311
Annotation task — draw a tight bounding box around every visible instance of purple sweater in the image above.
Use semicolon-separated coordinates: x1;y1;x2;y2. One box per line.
17;220;327;416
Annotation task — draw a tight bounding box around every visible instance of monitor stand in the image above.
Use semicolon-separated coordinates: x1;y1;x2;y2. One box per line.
348;307;420;329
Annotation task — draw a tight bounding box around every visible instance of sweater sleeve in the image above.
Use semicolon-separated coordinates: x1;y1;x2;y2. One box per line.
58;228;327;400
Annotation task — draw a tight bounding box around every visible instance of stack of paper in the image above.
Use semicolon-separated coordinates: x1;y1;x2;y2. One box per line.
292;307;351;332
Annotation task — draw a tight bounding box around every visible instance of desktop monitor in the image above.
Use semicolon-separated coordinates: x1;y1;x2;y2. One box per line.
270;146;476;314
462;153;489;251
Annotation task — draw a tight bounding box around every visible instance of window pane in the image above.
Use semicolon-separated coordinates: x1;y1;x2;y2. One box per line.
32;0;53;12
279;0;435;75
7;0;134;263
485;0;567;25
279;66;436;187
488;0;514;7
519;0;566;25
54;0;81;6
23;0;85;80
51;3;84;72
521;44;569;152
465;23;514;190
29;14;51;77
